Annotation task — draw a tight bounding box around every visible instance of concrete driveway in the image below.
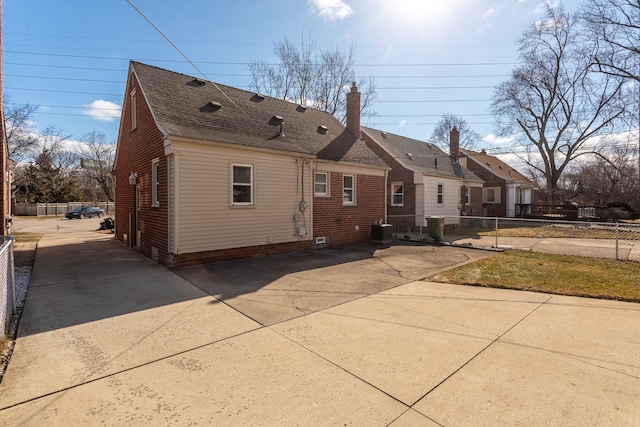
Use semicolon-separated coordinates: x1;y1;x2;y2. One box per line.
1;218;639;425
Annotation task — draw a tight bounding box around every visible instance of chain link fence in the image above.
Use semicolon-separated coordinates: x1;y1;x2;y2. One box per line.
0;237;15;339
389;215;640;262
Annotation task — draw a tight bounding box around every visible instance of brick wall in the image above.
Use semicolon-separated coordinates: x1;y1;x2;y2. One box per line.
463;156;507;217
460;186;484;216
169;240;312;268
313;172;385;246
362;134;417;230
114;70;169;264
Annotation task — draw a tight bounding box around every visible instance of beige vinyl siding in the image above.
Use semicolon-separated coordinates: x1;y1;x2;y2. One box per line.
169;140;312;254
414;183;426;226
420;175;461;225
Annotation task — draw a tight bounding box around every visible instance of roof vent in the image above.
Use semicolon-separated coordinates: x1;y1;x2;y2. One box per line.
405;152;413;160
270;115;285;137
188;78;206;87
381;131;387;138
252;93;265;102
208;101;222;110
317;125;328;135
297;105;307;112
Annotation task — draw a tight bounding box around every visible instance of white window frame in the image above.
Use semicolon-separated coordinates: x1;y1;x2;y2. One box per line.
464;186;470;205
314;172;329;196
231;164;254;206
343;174;355;205
391;182;404;206
437;183;444;206
151;158;160;207
130;88;137;130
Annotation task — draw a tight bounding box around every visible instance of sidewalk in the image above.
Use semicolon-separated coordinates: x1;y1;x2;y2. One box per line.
0;232;638;425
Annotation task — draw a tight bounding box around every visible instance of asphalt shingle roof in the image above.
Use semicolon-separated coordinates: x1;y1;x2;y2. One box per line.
461;149;535;185
131;62;386;168
362;127;483;182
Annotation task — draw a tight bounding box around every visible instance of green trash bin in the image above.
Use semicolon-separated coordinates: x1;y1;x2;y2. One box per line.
427;216;444;241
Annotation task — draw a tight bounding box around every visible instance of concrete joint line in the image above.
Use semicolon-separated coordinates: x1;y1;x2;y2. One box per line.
0;326;263;412
409;295;553;409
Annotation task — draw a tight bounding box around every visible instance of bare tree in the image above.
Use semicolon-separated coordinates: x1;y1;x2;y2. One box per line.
580;0;639;83
3;95;39;162
77;130;115;201
13;126;83;203
429;113;482;152
567;140;640;208
249;34;376;123
580;0;640;180
491;5;630;204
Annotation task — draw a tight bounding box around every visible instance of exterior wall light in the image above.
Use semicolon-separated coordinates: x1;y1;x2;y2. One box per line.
129;172;138;185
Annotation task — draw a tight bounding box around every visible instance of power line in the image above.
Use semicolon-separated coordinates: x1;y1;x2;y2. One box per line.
5;73;499;90
5;50;515;68
4;62;506;80
5;86;122;97
5;74;122;84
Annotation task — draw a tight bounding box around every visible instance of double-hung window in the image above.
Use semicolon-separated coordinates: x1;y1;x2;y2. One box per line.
464;186;470;205
232;164;253;206
343;175;355;204
130;88;137;130
437;183;444;206
151;158;160;207
391;182;404;206
486;187;496;203
314;172;328;196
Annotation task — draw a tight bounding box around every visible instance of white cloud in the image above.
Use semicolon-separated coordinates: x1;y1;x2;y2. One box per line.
398;120;407;127
83;100;121;123
533;0;558;14
482;4;503;20
309;0;353;20
483;133;514;146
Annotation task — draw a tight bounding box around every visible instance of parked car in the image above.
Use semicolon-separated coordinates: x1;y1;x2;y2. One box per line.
65;207;105;219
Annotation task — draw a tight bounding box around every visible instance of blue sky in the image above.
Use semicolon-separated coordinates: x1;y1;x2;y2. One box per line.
3;0;582;151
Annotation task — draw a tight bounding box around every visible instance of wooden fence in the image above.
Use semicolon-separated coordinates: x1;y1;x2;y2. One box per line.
13;202;115;217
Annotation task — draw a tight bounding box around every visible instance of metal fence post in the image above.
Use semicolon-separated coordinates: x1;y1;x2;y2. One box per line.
495;217;499;251
9;238;15;315
616;221;619;261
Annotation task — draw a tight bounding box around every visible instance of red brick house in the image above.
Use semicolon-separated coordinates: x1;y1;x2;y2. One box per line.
114;62;388;267
458;148;537;217
362;126;484;232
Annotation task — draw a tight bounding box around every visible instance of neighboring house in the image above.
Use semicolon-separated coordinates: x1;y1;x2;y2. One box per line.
361;125;484;232
458;146;537;217
114;62;388;267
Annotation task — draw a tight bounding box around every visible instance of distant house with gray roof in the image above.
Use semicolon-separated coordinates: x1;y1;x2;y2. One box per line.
114;62;388;267
361;125;484;232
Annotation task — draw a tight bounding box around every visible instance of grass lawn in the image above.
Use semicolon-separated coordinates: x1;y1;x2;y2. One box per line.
430;250;640;303
10;232;43;243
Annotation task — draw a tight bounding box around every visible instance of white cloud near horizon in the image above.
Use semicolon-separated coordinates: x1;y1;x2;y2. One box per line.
309;0;353;20
83;100;121;123
483;133;515;146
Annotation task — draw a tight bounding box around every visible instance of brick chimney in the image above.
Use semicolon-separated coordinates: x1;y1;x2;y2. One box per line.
450;126;460;160
346;82;361;139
